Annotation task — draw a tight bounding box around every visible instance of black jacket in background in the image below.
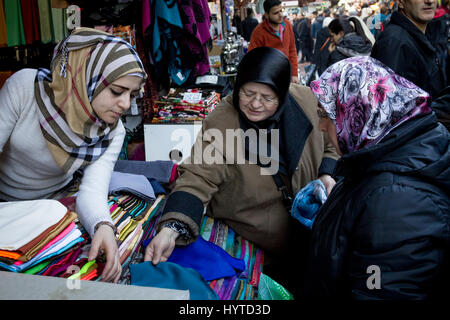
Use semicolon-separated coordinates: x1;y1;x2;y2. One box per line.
312;26;331;76
328;32;372;67
304;113;450;300
371;11;446;99
241;16;259;42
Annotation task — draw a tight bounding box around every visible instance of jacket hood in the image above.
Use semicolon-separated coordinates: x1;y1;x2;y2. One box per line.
336;32;372;57
335;113;450;193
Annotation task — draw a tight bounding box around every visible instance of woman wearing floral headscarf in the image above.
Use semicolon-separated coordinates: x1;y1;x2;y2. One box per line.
306;56;449;299
0;28;147;282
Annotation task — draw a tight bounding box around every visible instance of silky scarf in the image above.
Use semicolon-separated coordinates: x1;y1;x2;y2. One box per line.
35;27;146;175
310;56;431;154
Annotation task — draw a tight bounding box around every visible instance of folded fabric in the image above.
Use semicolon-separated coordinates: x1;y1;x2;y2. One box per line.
129;261;219;300
0;199;69;250
291;179;328;230
148;178;166;195
109;171;155;202
167;236;246;281
114;160;175;184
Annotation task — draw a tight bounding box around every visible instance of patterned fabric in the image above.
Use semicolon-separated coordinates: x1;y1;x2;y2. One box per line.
35;27;146;175
310;56;432;154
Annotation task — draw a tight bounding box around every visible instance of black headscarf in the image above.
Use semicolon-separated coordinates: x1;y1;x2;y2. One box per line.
232;47;294;175
232;47;291;130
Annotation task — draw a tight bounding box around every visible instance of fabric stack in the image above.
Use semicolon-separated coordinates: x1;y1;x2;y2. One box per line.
199;217;264;300
152;88;220;123
0;200;85;274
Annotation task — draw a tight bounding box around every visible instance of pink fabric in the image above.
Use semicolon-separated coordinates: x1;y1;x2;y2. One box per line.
13;222;76;266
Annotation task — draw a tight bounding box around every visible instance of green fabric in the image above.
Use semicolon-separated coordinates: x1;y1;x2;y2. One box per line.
23;259;52;274
37;0;52;44
4;0;26;46
51;7;67;42
257;273;294;300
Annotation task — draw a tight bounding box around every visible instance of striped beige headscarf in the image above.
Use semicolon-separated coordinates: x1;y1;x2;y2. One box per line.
35;27;146;175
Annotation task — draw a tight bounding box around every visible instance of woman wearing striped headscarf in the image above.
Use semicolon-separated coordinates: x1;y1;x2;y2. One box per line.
0;28;147;282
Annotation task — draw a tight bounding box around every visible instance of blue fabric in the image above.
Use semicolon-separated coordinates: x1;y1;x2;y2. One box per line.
168;236;246;281
291;179;327;230
129;261;219;300
148;178;166;195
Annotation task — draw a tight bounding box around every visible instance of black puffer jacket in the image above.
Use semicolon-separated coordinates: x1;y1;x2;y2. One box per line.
328;32;372;67
304;113;450;300
371;11;446;99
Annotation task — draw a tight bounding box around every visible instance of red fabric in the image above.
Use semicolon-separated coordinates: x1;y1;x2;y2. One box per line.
248;18;298;77
20;0;40;44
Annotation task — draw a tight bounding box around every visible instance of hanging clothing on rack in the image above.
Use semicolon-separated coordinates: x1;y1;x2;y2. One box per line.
20;0;41;44
176;0;212;80
0;0;7;47
4;0;26;47
37;0;52;44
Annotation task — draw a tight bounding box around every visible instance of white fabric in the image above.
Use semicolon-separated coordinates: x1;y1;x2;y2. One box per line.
0;199;67;250
0;69;124;238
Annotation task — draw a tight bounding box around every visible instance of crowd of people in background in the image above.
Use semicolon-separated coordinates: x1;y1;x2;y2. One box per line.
232;0;449;99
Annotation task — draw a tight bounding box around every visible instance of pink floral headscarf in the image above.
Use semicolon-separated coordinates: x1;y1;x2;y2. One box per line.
310;56;432;154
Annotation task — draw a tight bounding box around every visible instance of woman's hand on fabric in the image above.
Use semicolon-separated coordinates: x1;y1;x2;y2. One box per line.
144;227;179;265
292;76;300;84
88;224;121;283
319;174;336;195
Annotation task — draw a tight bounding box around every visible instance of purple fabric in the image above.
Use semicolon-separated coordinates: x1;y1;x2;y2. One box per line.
310;56;432;154
142;0;151;36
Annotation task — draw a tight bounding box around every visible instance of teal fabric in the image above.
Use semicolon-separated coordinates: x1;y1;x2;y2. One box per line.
129;261;219;300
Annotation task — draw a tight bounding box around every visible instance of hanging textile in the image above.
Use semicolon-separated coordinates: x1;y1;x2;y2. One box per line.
145;0;192;86
4;0;26;47
20;0;41;44
0;0;7;47
51;7;68;42
37;0;53;44
176;0;212;79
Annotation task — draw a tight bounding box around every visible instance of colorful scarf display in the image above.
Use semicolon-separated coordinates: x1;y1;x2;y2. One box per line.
35;27;146;175
310;56;432;154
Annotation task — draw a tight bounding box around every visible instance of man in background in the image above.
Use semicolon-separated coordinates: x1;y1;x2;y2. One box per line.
371;0;446;98
242;7;259;43
249;0;299;83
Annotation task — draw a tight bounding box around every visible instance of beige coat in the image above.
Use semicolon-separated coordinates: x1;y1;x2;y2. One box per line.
158;84;339;256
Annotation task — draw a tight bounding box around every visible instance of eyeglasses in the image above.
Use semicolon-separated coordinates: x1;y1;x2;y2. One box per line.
239;89;279;107
317;108;329;119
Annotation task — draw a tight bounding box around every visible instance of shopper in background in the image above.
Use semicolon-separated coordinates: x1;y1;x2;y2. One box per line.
145;47;339;296
0;27;147;283
248;0;299;83
371;0;446;98
327;16;374;68
307;56;449;299
241;7;259;42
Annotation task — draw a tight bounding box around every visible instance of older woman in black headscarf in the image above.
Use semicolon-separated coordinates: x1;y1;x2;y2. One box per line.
144;47;339;293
